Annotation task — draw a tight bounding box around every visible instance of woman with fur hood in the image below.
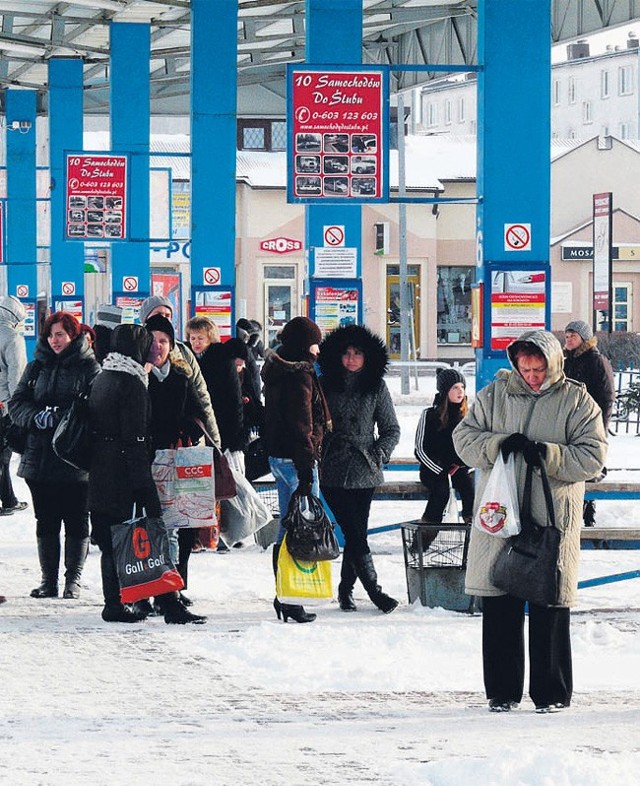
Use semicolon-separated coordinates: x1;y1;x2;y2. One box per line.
453;330;607;713
318;324;400;614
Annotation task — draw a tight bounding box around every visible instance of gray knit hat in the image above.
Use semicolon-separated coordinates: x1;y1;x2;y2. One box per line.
436;367;466;397
565;320;593;342
94;303;123;328
139;295;173;324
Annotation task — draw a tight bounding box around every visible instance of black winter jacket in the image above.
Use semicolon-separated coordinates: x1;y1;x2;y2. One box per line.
414;400;467;479
9;334;100;483
564;338;615;429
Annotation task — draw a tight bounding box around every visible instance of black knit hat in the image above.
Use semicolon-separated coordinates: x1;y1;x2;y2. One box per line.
436;367;466;397
280;317;322;353
145;314;175;349
224;337;249;361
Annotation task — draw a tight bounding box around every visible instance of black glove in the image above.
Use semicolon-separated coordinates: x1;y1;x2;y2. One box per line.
523;441;547;467
295;480;313;497
500;432;530;459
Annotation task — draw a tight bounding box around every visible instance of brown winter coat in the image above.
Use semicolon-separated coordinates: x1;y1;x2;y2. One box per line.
453;330;607;606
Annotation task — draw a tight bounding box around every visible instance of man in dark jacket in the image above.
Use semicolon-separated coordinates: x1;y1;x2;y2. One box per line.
563;320;616;527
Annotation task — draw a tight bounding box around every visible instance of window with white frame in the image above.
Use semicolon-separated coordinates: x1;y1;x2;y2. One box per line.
553;79;561;105
445;99;452;125
582;101;592;124
620;122;630;139
619;65;634;95
600;69;610;99
598;283;632;332
427;102;438;127
458;97;465;122
568;77;576;104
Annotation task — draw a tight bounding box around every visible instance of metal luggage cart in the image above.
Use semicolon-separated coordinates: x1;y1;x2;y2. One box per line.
252;482;280;549
400;521;476;612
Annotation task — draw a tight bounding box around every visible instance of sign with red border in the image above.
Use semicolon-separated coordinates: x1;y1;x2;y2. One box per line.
66;153;127;240
289;67;386;202
259;237;303;254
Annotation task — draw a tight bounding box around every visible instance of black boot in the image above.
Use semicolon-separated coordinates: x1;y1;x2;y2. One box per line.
272;542;316;623
100;551;145;623
30;536;61;598
62;537;90;599
338;557;357;611
162;592;207;625
354;553;398;614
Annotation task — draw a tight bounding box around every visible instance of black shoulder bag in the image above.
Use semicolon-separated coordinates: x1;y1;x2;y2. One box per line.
284;493;340;562
491;460;561;607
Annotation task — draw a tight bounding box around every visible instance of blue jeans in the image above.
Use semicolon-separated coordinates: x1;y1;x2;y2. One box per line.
269;457;319;544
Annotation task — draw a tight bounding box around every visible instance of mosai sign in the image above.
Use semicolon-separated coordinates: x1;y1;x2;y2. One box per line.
260;237;303;254
66;153;128;241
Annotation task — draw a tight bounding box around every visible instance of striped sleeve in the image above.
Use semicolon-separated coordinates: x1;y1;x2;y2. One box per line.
414;408;444;474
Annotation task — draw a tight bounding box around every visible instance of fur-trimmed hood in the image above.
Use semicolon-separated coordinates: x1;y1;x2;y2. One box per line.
564;335;598;360
318;324;389;395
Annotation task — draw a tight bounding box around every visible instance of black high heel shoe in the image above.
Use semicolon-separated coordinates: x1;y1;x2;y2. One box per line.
273;597;283;620
273;597;316;623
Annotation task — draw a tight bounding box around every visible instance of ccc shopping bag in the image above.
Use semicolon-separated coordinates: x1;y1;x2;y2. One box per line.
276;533;333;605
151;445;216;529
473;453;521;538
111;515;184;604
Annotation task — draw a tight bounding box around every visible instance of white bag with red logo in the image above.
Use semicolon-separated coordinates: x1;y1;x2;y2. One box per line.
151;445;216;529
473;453;521;538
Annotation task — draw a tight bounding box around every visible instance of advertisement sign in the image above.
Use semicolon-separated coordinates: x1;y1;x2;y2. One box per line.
194;289;233;340
490;270;546;351
312;282;360;335
593;192;612;317
115;296;143;324
288;66;387;202
66;153;128;240
54;299;83;323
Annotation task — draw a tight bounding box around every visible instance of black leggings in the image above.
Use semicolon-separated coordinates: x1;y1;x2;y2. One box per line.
321;486;375;563
419;467;474;522
26;480;90;540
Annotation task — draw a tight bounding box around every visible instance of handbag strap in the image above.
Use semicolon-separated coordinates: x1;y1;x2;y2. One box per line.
521;460;556;531
193;417;220;452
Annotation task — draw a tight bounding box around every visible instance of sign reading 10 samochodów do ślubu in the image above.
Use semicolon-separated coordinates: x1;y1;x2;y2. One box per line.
66;153;128;241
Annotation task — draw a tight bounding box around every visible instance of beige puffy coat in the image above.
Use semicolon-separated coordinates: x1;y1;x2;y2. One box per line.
452;330;607;606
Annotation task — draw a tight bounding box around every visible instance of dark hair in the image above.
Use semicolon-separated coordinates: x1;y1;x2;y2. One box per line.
43;311;81;340
80;323;96;344
513;341;546;363
435;390;468;429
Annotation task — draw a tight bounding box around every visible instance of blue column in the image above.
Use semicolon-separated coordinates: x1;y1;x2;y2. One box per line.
190;0;237;290
110;22;150;300
5;89;38;356
49;58;85;312
476;0;551;388
306;0;362;314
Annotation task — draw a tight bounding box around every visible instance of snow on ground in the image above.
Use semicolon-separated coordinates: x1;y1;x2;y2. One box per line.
1;381;639;785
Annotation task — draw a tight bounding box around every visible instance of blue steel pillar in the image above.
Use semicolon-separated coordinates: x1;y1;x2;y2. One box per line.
49;58;85;315
190;0;237;312
5;89;38;356
306;0;362;317
476;0;551;389
110;22;150;302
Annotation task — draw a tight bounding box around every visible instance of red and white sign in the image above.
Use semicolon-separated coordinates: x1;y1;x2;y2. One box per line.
324;225;345;247
203;267;221;285
504;223;531;251
289;67;386;201
62;281;76;296
66;153;127;241
259;237;303;254
16;284;29;298
122;276;138;292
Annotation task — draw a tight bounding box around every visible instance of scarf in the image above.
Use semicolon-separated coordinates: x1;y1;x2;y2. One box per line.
102;352;149;388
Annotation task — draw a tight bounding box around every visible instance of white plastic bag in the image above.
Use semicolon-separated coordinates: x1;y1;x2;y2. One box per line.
443;477;460;522
473;453;521;538
219;454;271;545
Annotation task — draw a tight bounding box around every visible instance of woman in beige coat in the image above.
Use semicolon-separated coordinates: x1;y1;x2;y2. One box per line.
453;330;606;714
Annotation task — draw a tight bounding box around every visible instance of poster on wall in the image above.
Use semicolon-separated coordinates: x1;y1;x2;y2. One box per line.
490;269;546;350
194;289;233;341
592;192;612;323
151;272;181;336
115;296;143;324
65;153;128;240
312;283;360;335
17;302;36;338
287;66;388;203
54;299;83;323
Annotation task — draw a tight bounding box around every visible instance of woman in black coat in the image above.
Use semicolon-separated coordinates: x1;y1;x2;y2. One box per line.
9;312;100;600
88;324;160;623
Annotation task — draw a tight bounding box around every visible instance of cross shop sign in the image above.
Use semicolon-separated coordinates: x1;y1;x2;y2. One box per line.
259;237;303;254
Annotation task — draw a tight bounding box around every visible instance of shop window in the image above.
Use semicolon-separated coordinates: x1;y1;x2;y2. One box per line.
436;266;475;345
599;283;631;332
237;119;287;151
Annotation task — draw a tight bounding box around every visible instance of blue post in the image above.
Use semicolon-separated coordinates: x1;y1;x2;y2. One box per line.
306;0;362;318
476;0;551;389
5;89;38;356
49;58;85;315
110;22;150;301
190;0;237;293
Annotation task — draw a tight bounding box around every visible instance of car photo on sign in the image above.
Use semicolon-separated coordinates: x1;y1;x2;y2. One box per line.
105;197;122;209
87;196;104;210
295;155;321;173
104;211;122;224
351;178;376;196
69;196;86;208
324;177;349;196
296;133;322;152
324;156;349;174
352;134;377;153
351;156;376;175
68;209;85;222
296;176;322;195
87;211;103;223
105;224;123;238
68;224;86;237
323;134;349;153
86;224;104;238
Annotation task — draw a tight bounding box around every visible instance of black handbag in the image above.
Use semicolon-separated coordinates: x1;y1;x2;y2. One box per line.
3;414;28;454
491;460;561;607
283;492;340;562
244;437;271;482
52;393;92;470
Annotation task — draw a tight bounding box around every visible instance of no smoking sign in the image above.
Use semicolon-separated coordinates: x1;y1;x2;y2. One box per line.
203;267;221;285
123;276;139;292
504;223;531;251
323;225;345;247
62;281;76;296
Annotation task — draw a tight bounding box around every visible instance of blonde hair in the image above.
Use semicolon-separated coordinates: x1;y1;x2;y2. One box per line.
185;316;220;343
